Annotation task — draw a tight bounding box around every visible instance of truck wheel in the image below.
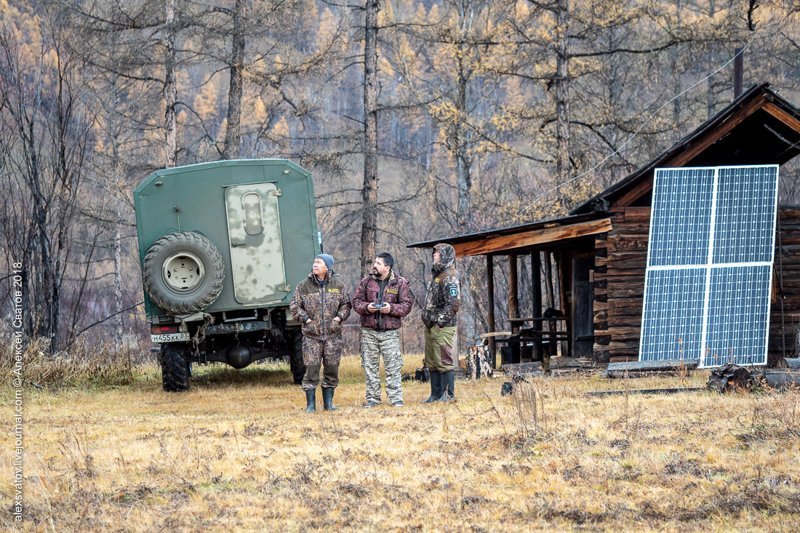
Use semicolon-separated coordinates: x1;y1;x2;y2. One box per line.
289;332;305;385
143;231;225;314
162;343;190;392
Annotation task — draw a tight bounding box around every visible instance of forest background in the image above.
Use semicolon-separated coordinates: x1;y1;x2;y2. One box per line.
1;0;798;358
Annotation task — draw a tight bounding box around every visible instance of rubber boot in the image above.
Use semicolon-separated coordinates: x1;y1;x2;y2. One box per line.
439;370;455;402
322;387;337;411
422;371;441;403
305;388;316;413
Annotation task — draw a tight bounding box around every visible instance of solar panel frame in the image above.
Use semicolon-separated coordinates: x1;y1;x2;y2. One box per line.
639;164;779;368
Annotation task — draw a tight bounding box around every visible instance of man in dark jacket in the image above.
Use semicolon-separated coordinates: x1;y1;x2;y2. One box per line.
289;253;352;413
421;243;461;402
353;252;414;407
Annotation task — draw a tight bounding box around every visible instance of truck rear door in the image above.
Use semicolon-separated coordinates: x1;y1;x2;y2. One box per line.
224;182;289;305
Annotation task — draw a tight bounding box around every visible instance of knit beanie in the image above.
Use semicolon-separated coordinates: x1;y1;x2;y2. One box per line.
316;253;335;271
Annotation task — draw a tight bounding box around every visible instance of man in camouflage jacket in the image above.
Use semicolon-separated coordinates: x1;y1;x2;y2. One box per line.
289;253;352;412
353;252;414;407
421;243;461;402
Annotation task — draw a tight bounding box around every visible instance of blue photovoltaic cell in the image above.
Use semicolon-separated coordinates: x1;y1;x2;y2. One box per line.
703;266;771;367
640;165;778;367
640;268;707;361
648;168;714;267
713;166;778;264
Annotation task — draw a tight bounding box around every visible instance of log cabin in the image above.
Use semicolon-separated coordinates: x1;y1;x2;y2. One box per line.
408;83;800;366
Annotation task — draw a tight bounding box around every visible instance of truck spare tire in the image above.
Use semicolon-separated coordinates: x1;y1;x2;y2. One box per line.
143;231;225;314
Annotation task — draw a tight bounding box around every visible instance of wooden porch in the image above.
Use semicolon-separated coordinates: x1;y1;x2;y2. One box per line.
409;213;612;367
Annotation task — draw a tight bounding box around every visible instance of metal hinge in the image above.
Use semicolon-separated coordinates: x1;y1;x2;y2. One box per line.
278;284;291;292
270;189;282;197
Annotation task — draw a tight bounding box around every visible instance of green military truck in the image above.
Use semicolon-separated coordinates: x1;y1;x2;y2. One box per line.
134;159;320;391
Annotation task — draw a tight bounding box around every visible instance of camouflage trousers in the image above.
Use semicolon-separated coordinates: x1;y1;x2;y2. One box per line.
360;328;403;405
424;325;457;372
302;335;343;390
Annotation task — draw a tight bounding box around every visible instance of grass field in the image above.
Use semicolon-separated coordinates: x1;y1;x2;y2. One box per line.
2;355;800;531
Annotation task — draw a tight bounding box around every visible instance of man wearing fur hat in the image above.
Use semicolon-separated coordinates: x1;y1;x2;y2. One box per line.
289;253;352;413
421;243;461;402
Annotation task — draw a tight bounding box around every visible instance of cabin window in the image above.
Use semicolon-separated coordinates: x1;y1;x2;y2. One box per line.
242;192;264;235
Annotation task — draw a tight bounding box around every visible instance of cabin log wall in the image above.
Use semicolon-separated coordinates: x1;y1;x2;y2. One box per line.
592;207;648;362
592;206;800;365
770;207;800;364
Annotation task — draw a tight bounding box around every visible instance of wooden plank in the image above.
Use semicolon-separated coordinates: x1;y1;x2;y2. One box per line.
599;250;649;260
609;326;641;338
480;331;511;338
606;359;700;374
595;258;647;269
602;272;646;282
604;327;642;337
608;223;651;234
587;387;705;395
781;358;800;369
594;288;644;299
452;218;613;256
606;316;645;327
620;206;652;220
607;235;649;245
501;362;542;374
606;280;646;290
763;101;800;134
595;301;644;313
606;339;642;350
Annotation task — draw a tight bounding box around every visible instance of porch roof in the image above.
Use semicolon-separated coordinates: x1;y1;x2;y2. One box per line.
407;213;610;256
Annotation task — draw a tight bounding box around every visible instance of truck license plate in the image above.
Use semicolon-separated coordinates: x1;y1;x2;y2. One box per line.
151;332;190;343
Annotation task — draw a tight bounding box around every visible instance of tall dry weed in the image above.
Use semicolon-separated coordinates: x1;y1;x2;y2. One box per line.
510;379;548;442
1;336;133;388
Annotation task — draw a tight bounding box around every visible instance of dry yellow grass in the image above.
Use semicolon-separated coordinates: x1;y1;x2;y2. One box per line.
2;356;800;531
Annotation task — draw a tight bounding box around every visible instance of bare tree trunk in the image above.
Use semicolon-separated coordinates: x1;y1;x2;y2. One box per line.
360;0;380;277
454;1;473;230
706;0;716;119
51;44;86;352
555;0;570;187
110;91;124;351
671;0;682;126
223;0;246;160
164;0;177;167
455;42;471;229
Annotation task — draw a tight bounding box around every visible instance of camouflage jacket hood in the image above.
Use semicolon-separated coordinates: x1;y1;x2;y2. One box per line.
422;256;460;328
431;243;456;275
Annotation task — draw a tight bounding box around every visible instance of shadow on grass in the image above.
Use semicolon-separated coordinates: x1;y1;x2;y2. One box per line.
187;356;371;389
189;361;297;389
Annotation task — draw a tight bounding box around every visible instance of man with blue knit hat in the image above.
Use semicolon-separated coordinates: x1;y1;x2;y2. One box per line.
290;253;352;413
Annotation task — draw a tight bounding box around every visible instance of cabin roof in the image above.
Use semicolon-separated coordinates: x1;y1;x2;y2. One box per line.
408;83;800;253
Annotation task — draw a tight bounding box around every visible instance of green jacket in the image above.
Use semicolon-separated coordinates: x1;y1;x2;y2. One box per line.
290;273;352;340
422;243;461;328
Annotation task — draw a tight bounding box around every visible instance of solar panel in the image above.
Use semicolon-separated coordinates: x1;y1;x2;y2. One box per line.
704;265;772;367
640;268;707;361
639;165;779;367
648;168;714;267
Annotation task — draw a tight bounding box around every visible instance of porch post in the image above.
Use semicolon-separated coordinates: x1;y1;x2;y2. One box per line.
509;253;519;364
486;254;496;368
509;253;519;329
531;251;542;360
